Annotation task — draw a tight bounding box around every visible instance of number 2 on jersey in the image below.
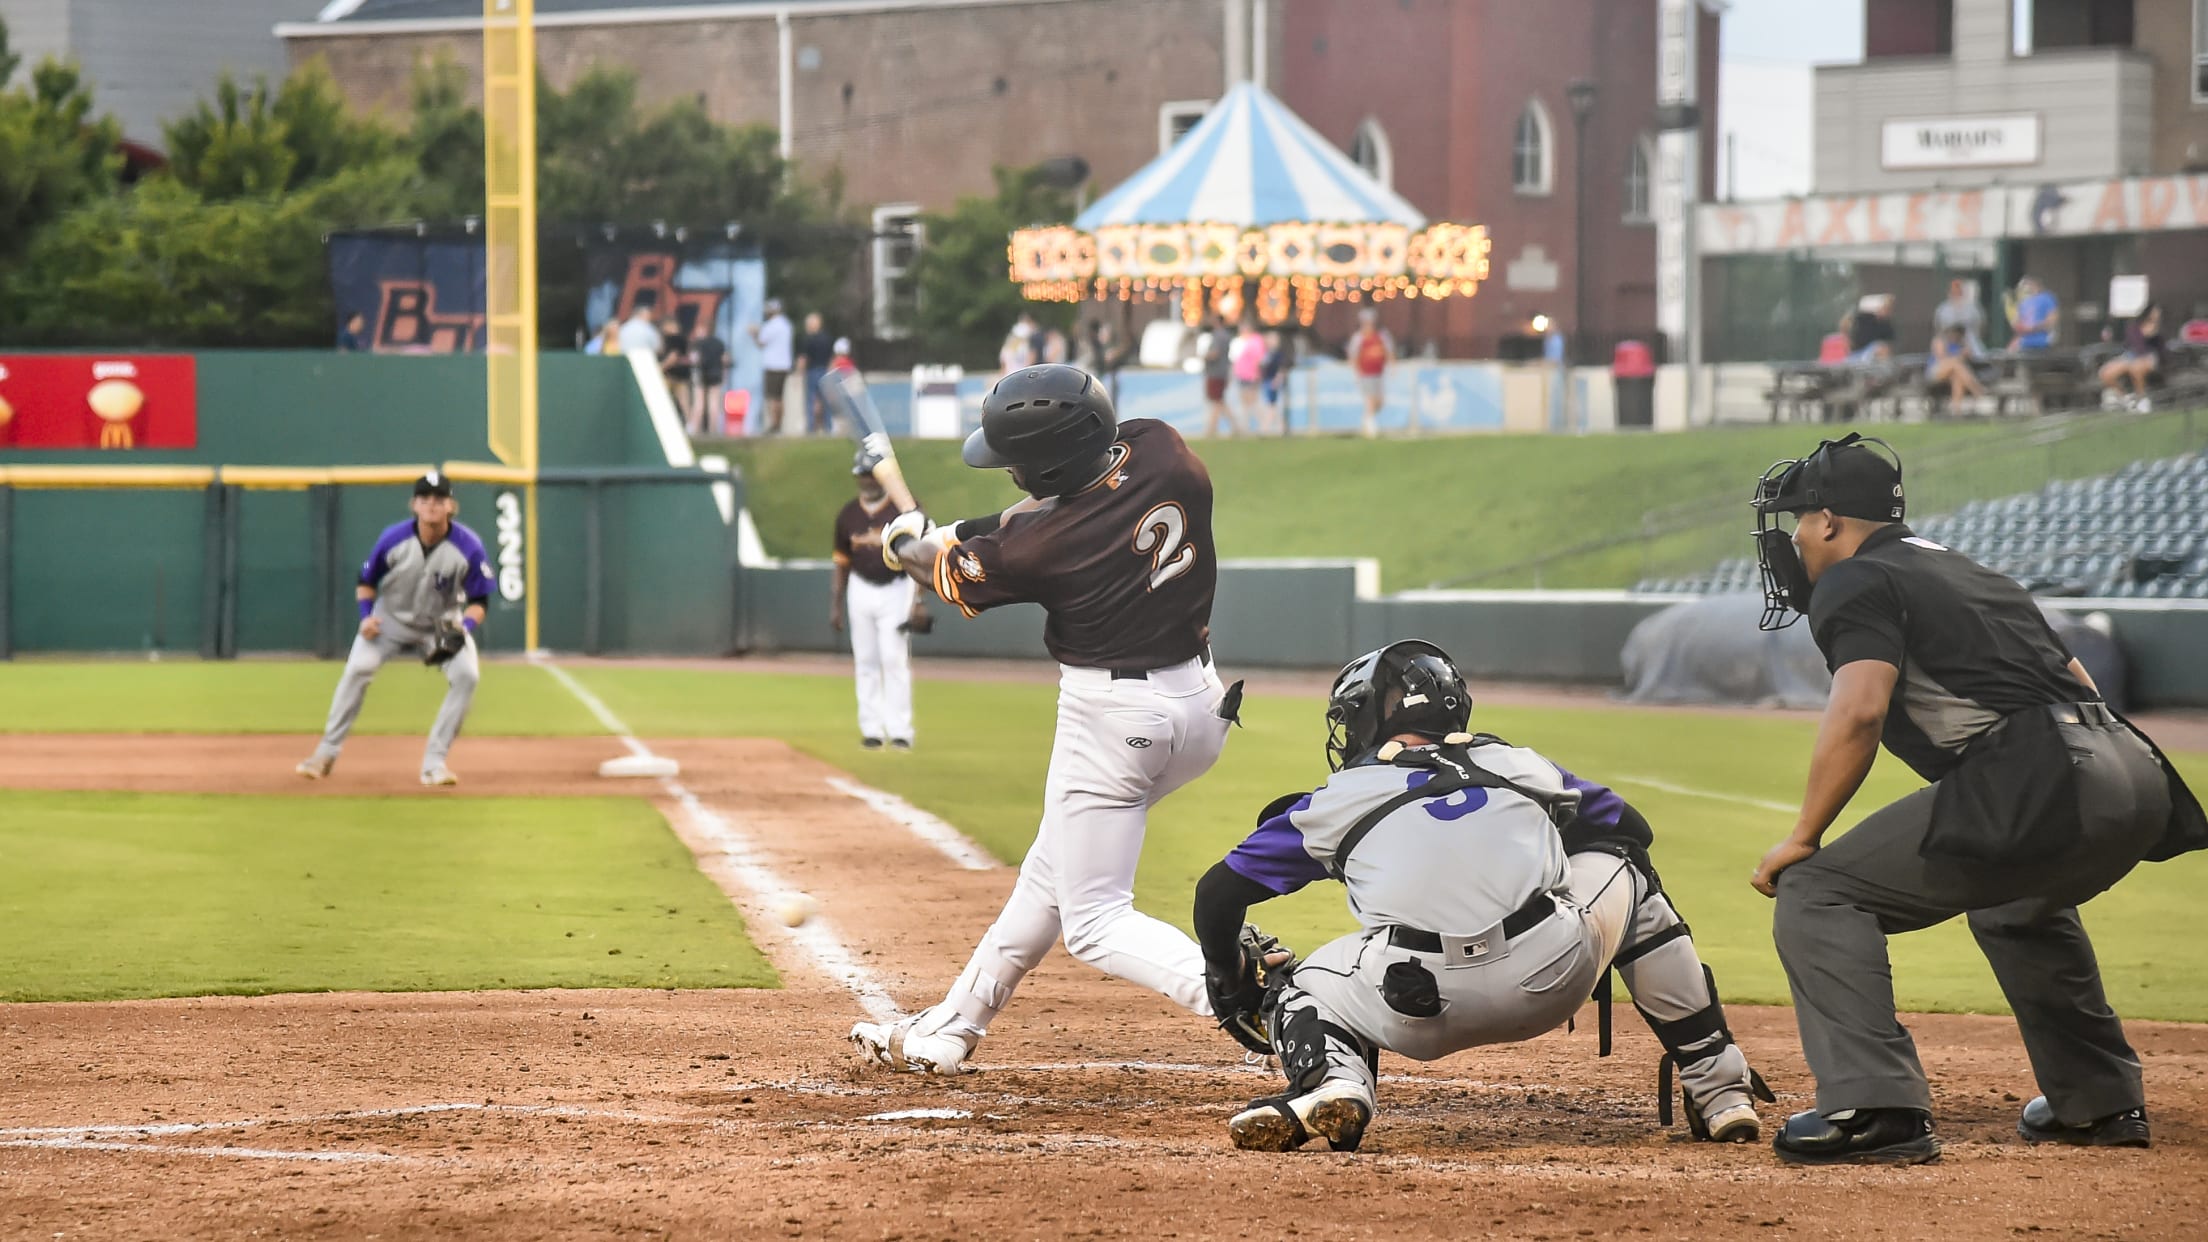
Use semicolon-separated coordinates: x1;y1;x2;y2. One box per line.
1132;502;1197;591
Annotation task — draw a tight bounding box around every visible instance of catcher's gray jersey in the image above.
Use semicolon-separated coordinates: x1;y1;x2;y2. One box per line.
361;520;496;628
1224;743;1584;936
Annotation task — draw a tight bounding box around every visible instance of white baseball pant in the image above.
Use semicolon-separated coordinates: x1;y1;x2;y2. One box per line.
310;612;479;775
847;574;916;743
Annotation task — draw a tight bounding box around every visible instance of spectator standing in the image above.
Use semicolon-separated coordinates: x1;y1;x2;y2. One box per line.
2097;304;2164;413
617;303;662;356
1932;280;1985;355
752;298;795;434
1230;319;1267;433
1927;324;1986;414
1349;308;1394;438
999;313;1037;377
2011;278;2059;351
660;316;695;433
799;312;837;435
339;312;371;353
1079;320;1132;404
692;324;729;434
1260;329;1294;433
585;320;622;356
1200;317;1239;437
1038;323;1070;365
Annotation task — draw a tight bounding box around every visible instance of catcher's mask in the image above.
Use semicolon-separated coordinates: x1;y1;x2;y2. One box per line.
1750;432;1904;631
1324;639;1472;771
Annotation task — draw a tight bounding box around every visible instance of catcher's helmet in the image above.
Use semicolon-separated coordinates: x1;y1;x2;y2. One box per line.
1324;639;1472;771
964;364;1118;498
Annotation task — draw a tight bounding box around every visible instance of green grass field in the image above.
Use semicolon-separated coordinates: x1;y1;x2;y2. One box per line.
4;660;2205;1020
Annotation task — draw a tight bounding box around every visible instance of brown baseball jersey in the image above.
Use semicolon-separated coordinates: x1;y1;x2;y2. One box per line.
933;418;1215;669
833;496;903;586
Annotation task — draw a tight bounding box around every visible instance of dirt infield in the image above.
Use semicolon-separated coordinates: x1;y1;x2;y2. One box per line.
4;733;2206;1240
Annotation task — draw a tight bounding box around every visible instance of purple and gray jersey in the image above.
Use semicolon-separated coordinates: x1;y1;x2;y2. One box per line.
361;520;495;631
1223;743;1623;937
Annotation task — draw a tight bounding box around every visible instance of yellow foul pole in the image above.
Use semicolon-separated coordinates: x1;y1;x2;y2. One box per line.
484;0;540;650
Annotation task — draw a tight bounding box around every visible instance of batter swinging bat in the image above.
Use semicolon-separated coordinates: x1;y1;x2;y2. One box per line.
821;366;921;515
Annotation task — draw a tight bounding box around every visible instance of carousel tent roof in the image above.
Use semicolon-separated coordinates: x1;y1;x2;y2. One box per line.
1075;82;1426;232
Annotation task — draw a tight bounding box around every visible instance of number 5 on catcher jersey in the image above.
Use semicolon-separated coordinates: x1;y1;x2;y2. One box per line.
933;418;1216;670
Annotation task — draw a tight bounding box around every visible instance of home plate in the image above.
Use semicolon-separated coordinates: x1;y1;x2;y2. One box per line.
599;755;681;778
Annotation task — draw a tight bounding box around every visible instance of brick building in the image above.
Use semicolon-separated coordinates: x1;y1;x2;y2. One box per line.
284;0;1718;358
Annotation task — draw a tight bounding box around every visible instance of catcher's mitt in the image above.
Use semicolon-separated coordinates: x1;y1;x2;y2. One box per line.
424;624;469;667
899;607;935;636
1208;923;1298;1056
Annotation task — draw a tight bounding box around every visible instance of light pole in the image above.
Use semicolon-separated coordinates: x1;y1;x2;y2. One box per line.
1566;78;1598;368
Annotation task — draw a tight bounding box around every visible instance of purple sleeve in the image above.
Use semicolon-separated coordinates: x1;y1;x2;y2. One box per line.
1555;766;1625;834
359;522;412;588
451;523;497;601
1223;796;1329;896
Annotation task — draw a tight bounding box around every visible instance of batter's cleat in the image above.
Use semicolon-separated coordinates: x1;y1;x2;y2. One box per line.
1773;1108;1939;1166
295;754;334;779
1703;1102;1761;1144
420;766;459;787
1228;1079;1373;1153
2017;1097;2150;1148
849;1016;974;1075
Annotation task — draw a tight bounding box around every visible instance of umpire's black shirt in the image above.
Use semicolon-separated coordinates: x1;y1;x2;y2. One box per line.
1807;523;2091;783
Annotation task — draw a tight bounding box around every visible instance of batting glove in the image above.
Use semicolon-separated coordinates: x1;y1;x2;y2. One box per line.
881;509;930;572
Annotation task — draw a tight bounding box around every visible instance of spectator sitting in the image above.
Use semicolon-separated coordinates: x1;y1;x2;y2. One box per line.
2180;305;2208;345
1931;279;1985;356
1847;297;1896;363
2011;277;2059;351
830;336;856;374
1817;316;1853;366
618;303;663;356
1926;323;1986;414
2097;303;2164;413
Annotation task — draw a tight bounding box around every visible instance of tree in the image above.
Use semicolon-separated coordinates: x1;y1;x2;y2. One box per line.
163;61;397;201
0;18;122;268
907;164;1076;366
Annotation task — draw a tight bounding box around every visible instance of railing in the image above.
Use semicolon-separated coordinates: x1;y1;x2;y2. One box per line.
1426;405;2206;590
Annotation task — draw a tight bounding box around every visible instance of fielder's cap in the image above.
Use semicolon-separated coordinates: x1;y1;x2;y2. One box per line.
413;470;453;498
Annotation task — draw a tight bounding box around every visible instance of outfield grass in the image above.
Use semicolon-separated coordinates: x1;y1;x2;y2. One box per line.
0;791;773;1002
714;417;2208;590
5;660;2205;1021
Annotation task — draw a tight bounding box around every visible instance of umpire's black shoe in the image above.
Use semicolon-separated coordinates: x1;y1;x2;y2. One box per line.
1773;1108;1940;1166
2017;1096;2150;1148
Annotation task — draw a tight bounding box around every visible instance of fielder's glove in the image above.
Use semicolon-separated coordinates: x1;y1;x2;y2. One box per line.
424;625;469;668
1208;923;1297;1056
899;607;935;636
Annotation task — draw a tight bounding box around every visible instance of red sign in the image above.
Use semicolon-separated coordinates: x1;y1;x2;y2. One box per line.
0;355;199;450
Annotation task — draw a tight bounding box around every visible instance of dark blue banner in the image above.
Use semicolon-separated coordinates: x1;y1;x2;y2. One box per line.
328;234;488;353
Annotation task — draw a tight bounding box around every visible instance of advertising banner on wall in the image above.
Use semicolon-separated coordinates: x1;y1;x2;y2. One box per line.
328;232;488;353
0;355;199;449
1700;172;2208;255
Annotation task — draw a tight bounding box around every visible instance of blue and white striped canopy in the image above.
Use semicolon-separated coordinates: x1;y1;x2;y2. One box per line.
1076;83;1426;232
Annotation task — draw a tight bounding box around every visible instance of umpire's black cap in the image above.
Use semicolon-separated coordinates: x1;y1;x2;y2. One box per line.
413;470;454;498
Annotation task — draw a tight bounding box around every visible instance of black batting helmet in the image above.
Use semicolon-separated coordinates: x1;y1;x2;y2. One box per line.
1324;640;1473;771
964;364;1118;498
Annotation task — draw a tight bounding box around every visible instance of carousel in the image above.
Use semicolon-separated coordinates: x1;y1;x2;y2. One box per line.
1009;82;1491;328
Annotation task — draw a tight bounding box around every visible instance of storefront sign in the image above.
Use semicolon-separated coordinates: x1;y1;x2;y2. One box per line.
1880;115;2041;170
1700;173;2208;254
0;355;199;449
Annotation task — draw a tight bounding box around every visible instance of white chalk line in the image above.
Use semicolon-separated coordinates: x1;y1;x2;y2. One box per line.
1609;773;1797;816
824;775;998;871
0;1138;415;1164
537;658;901;1022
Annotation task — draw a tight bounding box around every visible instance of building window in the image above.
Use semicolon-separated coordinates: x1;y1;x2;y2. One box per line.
1512;99;1554;197
1623;136;1654;223
1348;117;1393;187
2196;0;2208;103
1158;100;1210;155
871;204;922;340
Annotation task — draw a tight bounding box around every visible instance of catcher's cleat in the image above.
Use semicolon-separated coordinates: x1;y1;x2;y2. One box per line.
295;754;334;779
850;1016;975;1075
1228;1079;1372;1153
420;766;460;787
1703;1102;1761;1143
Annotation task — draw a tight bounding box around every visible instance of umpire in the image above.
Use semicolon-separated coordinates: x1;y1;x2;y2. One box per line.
1746;433;2204;1165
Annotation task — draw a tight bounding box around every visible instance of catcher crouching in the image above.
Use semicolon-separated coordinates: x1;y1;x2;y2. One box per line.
1192;640;1772;1152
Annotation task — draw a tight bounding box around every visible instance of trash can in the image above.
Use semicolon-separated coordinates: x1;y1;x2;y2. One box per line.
1613;339;1656;428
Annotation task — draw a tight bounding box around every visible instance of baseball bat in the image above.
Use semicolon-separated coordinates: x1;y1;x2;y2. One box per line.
823;367;922;514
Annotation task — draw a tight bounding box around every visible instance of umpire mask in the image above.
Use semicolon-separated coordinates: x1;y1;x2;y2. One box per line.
1750;433;1904;631
1324;640;1473;771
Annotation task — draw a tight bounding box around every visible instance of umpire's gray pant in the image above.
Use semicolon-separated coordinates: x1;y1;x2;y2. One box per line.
312;617;480;775
1772;721;2169;1122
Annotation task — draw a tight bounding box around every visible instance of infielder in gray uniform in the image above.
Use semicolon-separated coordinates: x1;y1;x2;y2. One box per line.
1193;641;1771;1152
295;471;495;786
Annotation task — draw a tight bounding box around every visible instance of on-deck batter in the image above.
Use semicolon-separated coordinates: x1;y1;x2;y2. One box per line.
295;471;494;787
848;363;1238;1074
